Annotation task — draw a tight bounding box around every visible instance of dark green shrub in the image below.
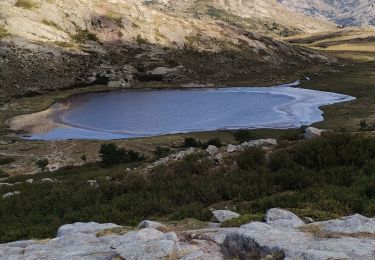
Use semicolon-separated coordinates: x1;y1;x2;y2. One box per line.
233;129;254;143
0;157;15;165
36;159;49;172
0;170;9;178
154;146;170;158
183;137;200;148
169;203;212;221
237;147;265;170
201;138;222;149
99;144;145;166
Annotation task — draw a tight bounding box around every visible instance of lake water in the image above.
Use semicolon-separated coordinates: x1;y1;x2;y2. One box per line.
12;83;355;140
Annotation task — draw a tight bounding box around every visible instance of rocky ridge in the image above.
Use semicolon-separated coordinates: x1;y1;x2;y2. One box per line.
2;208;375;259
278;0;375;26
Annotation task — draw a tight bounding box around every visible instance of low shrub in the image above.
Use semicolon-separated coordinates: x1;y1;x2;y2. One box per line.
0;157;15;165
99;144;145;166
183;137;201;148
233;129;254;143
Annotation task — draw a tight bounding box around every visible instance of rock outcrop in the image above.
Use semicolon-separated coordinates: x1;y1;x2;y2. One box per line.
304;127;327;139
2;209;375;259
212;210;241;223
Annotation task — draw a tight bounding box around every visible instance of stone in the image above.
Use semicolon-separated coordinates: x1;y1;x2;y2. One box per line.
25;179;34;184
0;183;13;187
212;210;240;223
206;145;219;156
248;138;278;147
56;222;121;237
2;191;20;199
227;144;237;153
321;214;375;234
265;208;305;228
304;127;326;139
138;220;165;229
87;180;98;188
110;228;175;259
40;178;54;183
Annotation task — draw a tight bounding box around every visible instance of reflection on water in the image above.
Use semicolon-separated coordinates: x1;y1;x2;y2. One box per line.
8;85;355;140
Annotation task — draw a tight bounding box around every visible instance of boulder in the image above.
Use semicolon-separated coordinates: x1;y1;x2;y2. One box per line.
56;222;121;237
321;214;375;234
212;210;240;223
138;220;165;230
206;145;219;156
227;144;237;153
248;139;278;147
2;191;20;199
265;208;305;228
40;178;54;183
26;179;34;184
110;228;176;259
87;180;98;188
304;127;326;139
224;220;375;259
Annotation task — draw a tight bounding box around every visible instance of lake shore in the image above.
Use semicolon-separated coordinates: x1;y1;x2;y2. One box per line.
5;83;355;141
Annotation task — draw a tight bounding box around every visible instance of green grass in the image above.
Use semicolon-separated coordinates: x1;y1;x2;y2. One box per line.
300;62;375;131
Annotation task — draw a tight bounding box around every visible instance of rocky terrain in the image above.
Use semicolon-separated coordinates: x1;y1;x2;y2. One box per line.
0;0;336;104
278;0;375;26
2;208;375;259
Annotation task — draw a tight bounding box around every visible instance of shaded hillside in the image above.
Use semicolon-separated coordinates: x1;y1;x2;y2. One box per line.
0;0;335;102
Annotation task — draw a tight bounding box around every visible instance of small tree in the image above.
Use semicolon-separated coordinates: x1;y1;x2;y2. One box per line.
234;129;254;143
183;137;200;148
360;120;368;131
80;154;87;162
99;143;145;167
36;159;49;172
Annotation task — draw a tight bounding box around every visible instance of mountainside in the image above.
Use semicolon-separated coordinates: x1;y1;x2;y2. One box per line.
278;0;375;26
0;0;335;102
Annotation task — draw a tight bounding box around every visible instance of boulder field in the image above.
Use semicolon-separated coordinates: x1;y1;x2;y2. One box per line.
1;208;375;259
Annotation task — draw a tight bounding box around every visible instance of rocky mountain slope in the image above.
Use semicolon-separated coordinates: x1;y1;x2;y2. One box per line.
278;0;375;26
0;0;335;103
2;208;375;259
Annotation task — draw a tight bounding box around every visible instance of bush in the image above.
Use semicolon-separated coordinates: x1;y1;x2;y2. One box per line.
183;137;200;148
0;170;9;178
233;129;254;143
36;159;49;172
237;147;265;170
201;138;222;149
0;157;15;165
99;144;145;166
154;146;170;158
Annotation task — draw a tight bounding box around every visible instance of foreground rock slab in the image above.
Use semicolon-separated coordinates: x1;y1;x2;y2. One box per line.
2;209;375;259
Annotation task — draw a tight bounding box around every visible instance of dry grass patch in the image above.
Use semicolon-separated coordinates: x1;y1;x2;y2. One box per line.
15;0;38;9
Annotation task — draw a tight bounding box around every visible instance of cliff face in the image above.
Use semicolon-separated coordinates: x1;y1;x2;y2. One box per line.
278;0;375;26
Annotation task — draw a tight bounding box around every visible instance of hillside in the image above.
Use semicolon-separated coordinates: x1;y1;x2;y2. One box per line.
0;0;335;102
278;0;375;26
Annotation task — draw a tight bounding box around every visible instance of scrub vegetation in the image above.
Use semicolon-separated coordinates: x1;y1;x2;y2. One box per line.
1;133;375;242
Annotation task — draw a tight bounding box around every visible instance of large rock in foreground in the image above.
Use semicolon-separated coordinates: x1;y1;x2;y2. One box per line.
2;209;375;259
